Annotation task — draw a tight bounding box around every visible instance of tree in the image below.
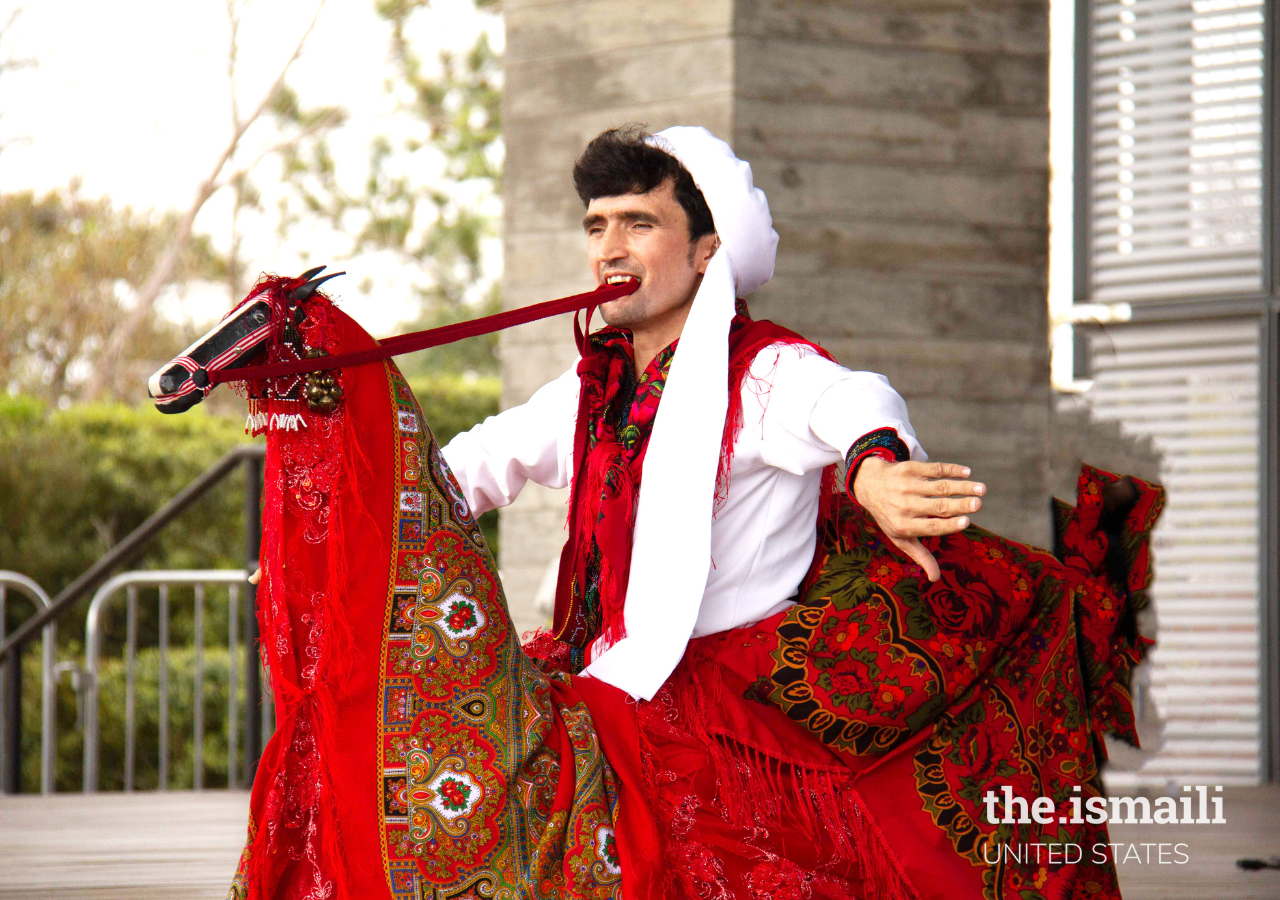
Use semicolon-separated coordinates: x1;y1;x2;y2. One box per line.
281;0;504;376
90;0;345;396
0;188;224;402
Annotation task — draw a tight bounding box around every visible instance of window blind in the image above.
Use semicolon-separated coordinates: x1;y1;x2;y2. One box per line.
1090;0;1265;303
1085;320;1261;785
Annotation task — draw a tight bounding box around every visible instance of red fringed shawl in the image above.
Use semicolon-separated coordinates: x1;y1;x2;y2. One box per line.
229;277;627;900
550;464;1165;900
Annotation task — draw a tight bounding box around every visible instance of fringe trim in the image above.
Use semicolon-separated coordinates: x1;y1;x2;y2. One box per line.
244;279;366;900
639;645;918;900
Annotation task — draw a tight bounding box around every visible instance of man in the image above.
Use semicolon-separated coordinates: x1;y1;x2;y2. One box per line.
432;124;1022;897
443;125;986;701
209;126;1157;900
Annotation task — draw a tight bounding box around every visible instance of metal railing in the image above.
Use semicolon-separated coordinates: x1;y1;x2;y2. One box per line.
0;573;56;794
0;444;266;793
82;570;272;793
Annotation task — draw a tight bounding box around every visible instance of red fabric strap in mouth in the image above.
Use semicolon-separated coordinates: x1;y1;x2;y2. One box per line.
208;279;639;386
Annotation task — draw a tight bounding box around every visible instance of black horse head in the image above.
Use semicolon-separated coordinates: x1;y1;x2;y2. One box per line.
148;267;342;413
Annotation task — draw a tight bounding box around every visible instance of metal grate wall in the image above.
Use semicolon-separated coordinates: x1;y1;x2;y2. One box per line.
1090;0;1266;303
1085;319;1262;784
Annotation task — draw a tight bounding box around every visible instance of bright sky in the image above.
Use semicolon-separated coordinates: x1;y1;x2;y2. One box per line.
0;0;502;336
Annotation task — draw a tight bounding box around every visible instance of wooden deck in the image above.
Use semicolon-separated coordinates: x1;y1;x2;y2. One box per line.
0;791;248;899
0;786;1276;898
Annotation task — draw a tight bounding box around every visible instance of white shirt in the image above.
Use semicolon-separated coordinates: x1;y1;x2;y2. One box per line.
441;341;927;643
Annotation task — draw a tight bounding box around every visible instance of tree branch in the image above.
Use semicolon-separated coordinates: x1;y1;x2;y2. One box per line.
241;106;344;175
89;0;328;399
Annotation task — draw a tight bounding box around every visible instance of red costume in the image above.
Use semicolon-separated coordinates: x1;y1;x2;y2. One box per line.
212;274;1161;900
529;308;1163;900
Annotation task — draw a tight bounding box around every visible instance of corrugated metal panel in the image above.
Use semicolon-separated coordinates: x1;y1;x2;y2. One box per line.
1084;319;1261;785
1089;0;1265;303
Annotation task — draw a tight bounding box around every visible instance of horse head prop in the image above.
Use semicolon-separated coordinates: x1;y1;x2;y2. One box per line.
150;270;624;900
147;266;343;415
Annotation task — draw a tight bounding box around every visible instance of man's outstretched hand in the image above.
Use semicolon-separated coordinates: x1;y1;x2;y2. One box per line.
851;459;985;582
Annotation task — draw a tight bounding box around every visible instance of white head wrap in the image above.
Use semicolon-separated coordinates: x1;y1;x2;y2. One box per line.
582;126;778;700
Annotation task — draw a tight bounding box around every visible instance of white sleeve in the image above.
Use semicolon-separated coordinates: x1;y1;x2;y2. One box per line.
439;363;580;516
749;343;927;475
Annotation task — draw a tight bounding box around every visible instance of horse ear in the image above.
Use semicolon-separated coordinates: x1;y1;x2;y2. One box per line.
290;271;345;303
297;265;327;283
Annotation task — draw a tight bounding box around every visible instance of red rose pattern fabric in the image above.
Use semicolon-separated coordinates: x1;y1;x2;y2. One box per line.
754;463;1165;900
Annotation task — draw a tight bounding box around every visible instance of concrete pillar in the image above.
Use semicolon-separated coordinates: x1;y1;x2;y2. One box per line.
500;0;1052;628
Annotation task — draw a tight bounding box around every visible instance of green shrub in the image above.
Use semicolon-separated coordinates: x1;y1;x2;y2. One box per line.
20;639;270;792
3;376;499;792
0;397;251;595
407;372;500;446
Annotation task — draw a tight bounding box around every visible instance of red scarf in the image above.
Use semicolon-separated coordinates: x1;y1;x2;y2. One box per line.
551;304;833;654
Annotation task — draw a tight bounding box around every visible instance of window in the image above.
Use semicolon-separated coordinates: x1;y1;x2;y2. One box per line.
1073;0;1277;784
1089;0;1266;303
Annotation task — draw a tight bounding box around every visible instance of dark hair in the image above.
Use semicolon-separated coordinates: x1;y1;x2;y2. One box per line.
573;125;716;242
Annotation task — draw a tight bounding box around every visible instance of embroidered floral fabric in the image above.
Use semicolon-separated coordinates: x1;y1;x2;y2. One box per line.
227;278;1164;900
557;330;681;658
754;463;1164;899
842;426;912;498
226;280;622;900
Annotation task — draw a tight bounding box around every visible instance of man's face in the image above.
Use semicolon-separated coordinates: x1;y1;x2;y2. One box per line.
582;177;716;331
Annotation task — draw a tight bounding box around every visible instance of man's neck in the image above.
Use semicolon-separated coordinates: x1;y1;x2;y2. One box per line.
630;298;694;373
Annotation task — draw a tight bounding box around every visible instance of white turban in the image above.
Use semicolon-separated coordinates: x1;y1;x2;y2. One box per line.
582;126;778;700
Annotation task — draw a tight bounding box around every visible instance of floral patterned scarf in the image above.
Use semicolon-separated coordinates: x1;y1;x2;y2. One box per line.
551;304;833;661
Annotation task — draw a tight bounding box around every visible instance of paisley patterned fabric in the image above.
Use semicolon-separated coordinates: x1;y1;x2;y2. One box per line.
377;366;621;900
225;281;622;900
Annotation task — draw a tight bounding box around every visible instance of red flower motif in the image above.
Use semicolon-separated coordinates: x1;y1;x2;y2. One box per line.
974;543;1013;570
928;565;1002;637
1011;573;1033;603
829;661;874;698
829;624;859;652
873;683;906;714
927;635;960;662
600;832;619;867
446;601;478;633
438;776;471;811
960;722;1020;786
867;557;907;586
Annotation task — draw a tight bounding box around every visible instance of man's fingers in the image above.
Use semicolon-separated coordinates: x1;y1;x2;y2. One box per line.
889;535;942;583
892;514;972;538
914;496;983;518
900;461;980;483
909;461;971;480
919;478;986;498
925;516;971;536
